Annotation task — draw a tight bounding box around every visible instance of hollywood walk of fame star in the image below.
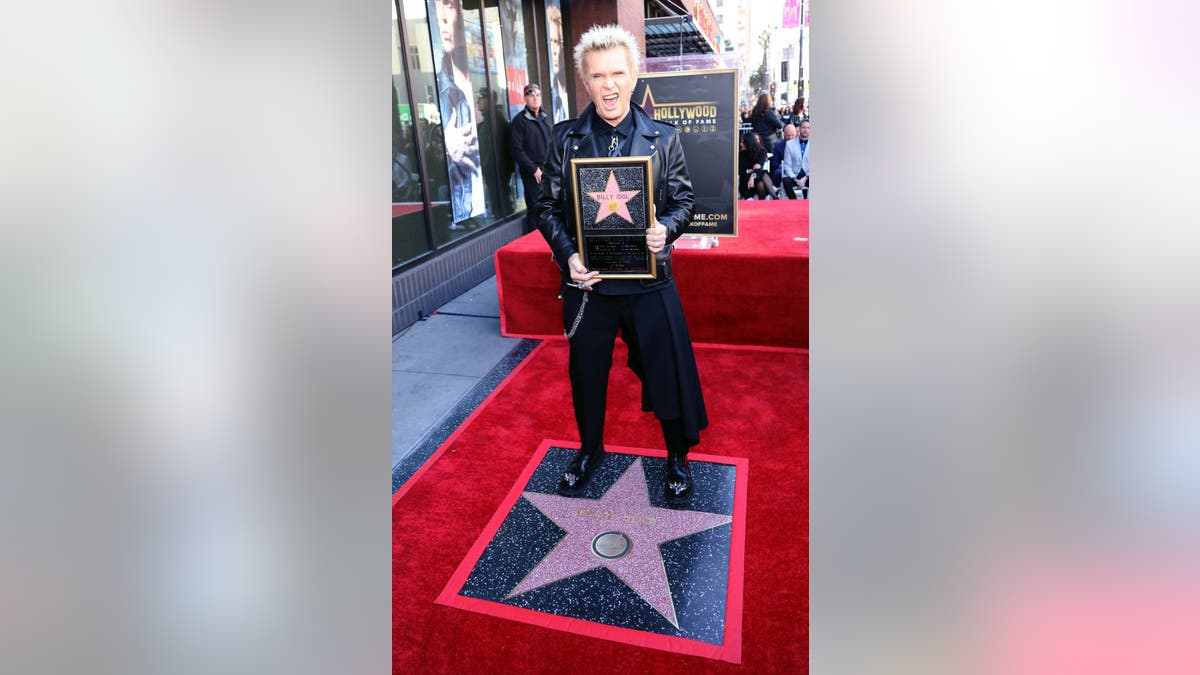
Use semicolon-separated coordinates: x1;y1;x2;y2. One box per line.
586;171;640;225
504;458;732;628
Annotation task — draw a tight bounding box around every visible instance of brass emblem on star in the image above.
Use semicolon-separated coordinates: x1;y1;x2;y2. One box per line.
591;531;632;559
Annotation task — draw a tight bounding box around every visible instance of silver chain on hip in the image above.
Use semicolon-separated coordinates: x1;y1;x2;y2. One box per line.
564;291;589;340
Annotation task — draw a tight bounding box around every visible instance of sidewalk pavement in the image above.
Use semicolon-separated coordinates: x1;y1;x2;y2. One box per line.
392;275;539;492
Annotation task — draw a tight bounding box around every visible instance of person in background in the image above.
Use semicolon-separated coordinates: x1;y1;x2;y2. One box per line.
771;123;797;192
793;96;808;122
780;119;810;199
536;24;706;505
509;83;553;234
738;131;776;200
777;104;793;126
748;93;783;149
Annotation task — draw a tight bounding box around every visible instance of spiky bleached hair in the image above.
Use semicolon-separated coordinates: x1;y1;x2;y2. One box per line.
572;24;641;79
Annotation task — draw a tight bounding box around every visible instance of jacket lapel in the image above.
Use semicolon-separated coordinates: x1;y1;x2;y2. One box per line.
629;104;664;196
630;107;658;154
566;105;594;160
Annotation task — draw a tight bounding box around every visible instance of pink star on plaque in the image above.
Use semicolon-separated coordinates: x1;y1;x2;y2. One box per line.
586;171;640;225
505;458;731;628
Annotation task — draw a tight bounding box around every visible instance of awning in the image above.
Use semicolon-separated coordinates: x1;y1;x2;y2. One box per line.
644;16;717;57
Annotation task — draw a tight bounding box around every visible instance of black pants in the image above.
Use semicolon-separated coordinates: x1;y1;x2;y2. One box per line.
782;174;808;199
564;286;705;452
520;170;541;234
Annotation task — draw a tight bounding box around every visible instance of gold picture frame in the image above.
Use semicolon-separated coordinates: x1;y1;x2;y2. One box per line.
569;155;657;279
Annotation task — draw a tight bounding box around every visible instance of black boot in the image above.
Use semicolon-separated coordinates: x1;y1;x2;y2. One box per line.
664;447;693;505
558;446;605;496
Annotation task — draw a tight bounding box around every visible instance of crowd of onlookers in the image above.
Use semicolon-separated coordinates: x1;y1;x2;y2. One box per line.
737;94;810;199
738;95;809;130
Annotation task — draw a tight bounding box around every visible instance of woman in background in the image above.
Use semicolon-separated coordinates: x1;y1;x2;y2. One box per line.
793;96;808;122
748;93;783;149
738;131;776;200
777;103;793;126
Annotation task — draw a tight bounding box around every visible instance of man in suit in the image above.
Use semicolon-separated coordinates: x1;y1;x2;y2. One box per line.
780;119;810;199
510;83;553;233
771;123;797;192
536;24;706;505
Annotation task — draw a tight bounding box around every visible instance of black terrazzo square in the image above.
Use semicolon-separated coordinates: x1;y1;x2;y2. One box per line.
437;441;747;661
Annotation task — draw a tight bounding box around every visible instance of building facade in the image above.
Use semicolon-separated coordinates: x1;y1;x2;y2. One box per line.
722;0;809;105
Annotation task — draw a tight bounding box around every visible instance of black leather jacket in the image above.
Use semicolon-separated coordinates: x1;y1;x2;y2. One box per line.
509;106;552;175
535;102;695;294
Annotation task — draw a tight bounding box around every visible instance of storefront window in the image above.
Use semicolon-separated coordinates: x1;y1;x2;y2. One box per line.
483;2;521;215
498;0;536;211
403;0;456;246
460;1;503;230
424;0;499;243
497;0;530;123
544;0;570;123
393;5;432;267
393;0;538;273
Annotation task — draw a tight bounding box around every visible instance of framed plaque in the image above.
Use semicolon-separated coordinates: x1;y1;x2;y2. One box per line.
569;155;656;279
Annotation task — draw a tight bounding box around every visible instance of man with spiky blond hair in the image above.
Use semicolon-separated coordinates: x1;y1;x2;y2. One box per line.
536;24;706;505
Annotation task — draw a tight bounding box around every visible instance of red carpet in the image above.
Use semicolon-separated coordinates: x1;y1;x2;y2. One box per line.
495;200;809;348
394;339;808;673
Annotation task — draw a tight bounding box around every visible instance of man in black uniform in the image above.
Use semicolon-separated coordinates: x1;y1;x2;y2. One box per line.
536;24;707;505
510;83;553;234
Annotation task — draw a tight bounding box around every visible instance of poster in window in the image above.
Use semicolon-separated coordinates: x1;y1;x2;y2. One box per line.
544;0;570;123
429;0;485;223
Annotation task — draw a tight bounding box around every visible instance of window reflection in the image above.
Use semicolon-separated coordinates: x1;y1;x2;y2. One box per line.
484;4;519;215
498;0;533;211
458;0;501;231
403;0;456;243
393;2;431;267
431;0;487;233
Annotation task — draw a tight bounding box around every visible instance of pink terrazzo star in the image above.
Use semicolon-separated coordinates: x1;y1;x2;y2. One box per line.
585;171;640;225
505;457;731;628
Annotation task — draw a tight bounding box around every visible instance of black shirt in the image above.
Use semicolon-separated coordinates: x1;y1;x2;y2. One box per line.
592;108;636;157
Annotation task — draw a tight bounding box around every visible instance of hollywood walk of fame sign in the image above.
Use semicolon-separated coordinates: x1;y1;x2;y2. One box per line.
435;441;749;663
634;69;740;237
569;156;656;279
